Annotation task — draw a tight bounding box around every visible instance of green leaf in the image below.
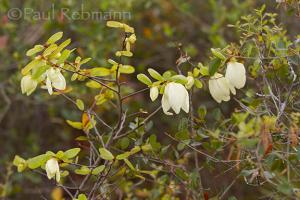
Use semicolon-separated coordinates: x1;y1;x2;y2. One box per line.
137;74;152;85
99;148;114;161
75;166;90;175
66;120;83;130
64;148;81;159
115;51;133;57
43;44;58;57
21;59;46;75
32;65;50;80
45;152;56;158
13;155;25;166
149;134;161;151
197;106;207;119
90;67;111;77
78;194;87;200
238;138;259;149
124;159;135;170
211;48;226;60
170;75;188;84
61;170;69;177
13;155;27;172
130;146;141;155
175;168;189;181
119;65;135;74
209;58;222;76
76;99;85;111
49;39;71;58
116;152;131;160
194;79;203;89
56;151;64;159
92;165;105;175
26;45;45;56
75;136;88;141
198;63;209;76
148;68;164;81
119;137;130;150
58;49;75;64
80;58;92;65
175;130;190;141
46;32;63;44
163;71;172;79
27;154;49;169
141;144;152;152
106;21;124;28
86;80;101;89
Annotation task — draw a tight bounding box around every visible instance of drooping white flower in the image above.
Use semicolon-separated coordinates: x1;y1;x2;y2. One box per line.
45;68;66;95
150;86;159;101
21;75;38;96
208;73;231;103
161;82;189;115
225;61;246;90
45;158;60;182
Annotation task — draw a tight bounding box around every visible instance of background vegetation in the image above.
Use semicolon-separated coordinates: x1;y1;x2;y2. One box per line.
0;0;299;199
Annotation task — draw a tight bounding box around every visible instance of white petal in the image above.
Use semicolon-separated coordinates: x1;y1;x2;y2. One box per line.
150;86;159;101
209;73;230;103
56;171;60;182
167;83;186;114
209;79;222;103
51;70;66;90
21;75;38;96
225;62;246;89
46;77;53;95
161;94;173;115
45;158;59;179
182;89;189;113
218;76;231;101
228;81;236;95
45;165;54;179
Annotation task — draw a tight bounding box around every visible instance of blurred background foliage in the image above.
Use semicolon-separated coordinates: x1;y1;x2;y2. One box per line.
0;0;299;199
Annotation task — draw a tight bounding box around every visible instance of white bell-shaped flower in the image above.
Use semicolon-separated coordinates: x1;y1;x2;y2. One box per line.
45;68;66;95
21;75;38;96
225;61;246;90
45;158;60;182
150;86;159;101
208;73;232;103
161;82;189;115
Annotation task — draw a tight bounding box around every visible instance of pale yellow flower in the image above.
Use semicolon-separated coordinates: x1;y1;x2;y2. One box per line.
21;75;38;96
45;158;60;182
208;73;231;103
161;82;189;115
225;61;246;90
44;68;66;95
